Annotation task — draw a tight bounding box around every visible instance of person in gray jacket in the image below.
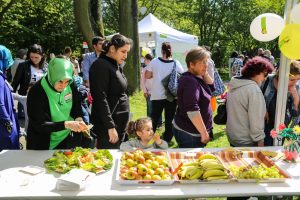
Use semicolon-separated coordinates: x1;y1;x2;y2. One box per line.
226;56;274;147
120;117;168;151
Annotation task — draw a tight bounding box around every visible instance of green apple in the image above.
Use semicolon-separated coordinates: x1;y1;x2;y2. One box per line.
161;174;172;180
126;169;138;180
155;167;165;177
151;161;160;169
120;167;128;174
143;151;153;159
134;150;144;156
164;169;171;176
151;174;162;180
137;164;148;176
121;172;128;180
135;154;146;164
129;167;137;171
126;159;135;167
147;168;155;176
155;155;165;164
161;160;169;167
124;152;134;160
143;174;152;180
136;174;143;180
145;163;151;169
145;159;153;165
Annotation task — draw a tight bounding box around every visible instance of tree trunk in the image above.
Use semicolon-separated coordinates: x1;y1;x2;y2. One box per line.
90;0;104;37
119;0;140;95
73;0;104;50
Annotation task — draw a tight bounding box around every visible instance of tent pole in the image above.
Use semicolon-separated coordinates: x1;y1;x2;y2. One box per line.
273;0;298;146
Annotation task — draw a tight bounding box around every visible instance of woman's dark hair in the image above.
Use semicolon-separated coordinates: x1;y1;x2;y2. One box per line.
161;42;172;58
125;117;152;139
144;53;153;61
101;34;132;55
241;56;274;78
230;51;239;58
27;44;46;69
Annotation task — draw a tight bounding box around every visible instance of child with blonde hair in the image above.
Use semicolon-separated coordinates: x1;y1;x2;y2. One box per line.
120;117;168;151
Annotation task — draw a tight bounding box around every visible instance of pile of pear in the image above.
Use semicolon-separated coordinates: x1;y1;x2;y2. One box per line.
119;150;172;180
177;153;229;181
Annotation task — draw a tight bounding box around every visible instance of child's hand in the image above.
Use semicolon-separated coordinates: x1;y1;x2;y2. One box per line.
153;134;162;145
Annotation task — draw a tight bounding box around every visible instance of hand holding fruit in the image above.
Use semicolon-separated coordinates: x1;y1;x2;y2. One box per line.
65;121;88;132
153;133;163;145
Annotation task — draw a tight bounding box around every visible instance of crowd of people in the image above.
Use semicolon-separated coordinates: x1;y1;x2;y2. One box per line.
1;35;299;152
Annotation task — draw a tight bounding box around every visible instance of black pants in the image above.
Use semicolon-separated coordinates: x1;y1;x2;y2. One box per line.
95;111;129;149
151;99;177;143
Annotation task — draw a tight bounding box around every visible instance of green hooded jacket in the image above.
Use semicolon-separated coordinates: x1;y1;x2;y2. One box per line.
41;58;74;149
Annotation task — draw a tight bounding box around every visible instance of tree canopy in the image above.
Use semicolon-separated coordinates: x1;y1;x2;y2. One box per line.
0;0;285;66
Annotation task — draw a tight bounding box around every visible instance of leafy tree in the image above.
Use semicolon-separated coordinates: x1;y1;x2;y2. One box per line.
0;0;83;57
0;0;17;22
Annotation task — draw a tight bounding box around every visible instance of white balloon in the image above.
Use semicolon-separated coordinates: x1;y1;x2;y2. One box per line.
250;13;285;42
290;4;300;24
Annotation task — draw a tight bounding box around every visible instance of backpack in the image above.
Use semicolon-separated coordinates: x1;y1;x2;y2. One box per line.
161;61;181;98
167;62;181;97
212;68;226;97
213;102;227;125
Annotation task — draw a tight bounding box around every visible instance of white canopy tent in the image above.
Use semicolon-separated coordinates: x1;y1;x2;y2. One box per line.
138;13;198;68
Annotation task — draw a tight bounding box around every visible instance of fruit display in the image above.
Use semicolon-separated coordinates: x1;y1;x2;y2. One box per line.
229;164;285;179
44;147;113;174
216;150;291;182
118;150;174;182
176;153;230;181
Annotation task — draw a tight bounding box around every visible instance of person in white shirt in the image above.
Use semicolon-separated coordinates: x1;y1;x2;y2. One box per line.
145;42;184;143
140;53;162;126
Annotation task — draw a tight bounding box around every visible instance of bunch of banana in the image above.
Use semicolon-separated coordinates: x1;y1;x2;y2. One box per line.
178;164;204;180
199;159;225;170
198;154;228;181
198;153;217;161
202;169;228;180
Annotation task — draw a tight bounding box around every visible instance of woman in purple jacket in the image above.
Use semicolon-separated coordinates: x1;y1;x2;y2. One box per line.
173;47;214;148
0;45;20;150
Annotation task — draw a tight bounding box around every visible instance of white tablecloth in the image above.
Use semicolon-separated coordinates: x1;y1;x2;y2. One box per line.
0;147;300;199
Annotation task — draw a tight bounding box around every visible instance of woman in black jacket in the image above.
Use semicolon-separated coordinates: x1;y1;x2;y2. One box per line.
89;34;132;149
12;44;47;95
12;44;47;118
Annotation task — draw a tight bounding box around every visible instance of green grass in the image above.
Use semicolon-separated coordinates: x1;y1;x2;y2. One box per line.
129;91;229;148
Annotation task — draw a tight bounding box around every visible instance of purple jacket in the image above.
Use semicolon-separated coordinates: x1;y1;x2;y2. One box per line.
0;72;20;150
174;72;214;134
